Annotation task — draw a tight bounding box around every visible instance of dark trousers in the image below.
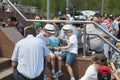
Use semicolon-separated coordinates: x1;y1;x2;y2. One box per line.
13;67;42;80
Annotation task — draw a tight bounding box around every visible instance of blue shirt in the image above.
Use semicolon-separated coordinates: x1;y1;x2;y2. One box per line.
11;35;49;79
48;36;59;47
36;33;49;45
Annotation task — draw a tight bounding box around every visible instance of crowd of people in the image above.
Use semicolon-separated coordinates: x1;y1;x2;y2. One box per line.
0;12;120;80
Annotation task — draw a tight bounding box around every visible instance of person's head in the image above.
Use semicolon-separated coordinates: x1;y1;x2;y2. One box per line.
98;65;111;80
107;16;114;22
62;24;73;36
35;15;41;20
116;42;120;50
24;26;36;37
43;24;55;37
114;15;120;21
93;13;102;24
52;22;60;28
91;54;107;68
59;16;68;26
7;16;17;26
103;13;109;19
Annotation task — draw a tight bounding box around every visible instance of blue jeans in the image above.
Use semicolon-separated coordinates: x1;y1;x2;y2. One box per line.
13;67;40;80
13;67;25;80
60;51;77;65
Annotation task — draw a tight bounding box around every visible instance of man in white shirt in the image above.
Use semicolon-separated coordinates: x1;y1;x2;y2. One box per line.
11;26;50;80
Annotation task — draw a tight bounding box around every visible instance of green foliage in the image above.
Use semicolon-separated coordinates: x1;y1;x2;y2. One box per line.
18;0;120;15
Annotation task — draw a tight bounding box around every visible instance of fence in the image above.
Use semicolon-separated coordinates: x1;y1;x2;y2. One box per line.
6;0;120;57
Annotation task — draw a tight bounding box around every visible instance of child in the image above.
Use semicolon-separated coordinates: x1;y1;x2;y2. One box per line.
79;54;107;80
48;32;60;77
110;42;120;80
98;65;111;80
55;24;78;80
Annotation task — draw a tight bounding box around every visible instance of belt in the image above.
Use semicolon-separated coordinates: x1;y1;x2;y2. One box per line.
89;49;103;53
17;70;38;80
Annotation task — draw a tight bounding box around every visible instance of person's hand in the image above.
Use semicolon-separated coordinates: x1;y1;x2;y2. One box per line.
58;36;62;40
55;46;62;50
86;44;89;50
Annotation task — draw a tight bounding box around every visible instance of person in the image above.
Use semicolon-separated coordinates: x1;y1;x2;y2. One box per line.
107;16;119;54
79;54;107;80
7;16;24;35
36;24;55;46
107;16;119;37
98;65;111;80
52;22;61;36
110;42;120;80
55;24;78;80
102;13;113;32
11;26;50;80
31;15;42;28
74;23;84;53
82;13;109;55
48;32;60;78
114;15;120;25
35;22;42;34
36;24;55;80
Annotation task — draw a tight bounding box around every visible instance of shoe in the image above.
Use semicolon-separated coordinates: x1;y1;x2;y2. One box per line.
51;73;59;80
54;71;63;77
43;75;46;80
51;73;56;78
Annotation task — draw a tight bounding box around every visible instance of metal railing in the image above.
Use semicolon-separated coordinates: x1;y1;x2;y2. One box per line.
6;0;120;56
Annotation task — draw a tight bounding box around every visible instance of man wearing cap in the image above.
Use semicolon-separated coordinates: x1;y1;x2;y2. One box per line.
55;24;78;80
36;24;55;80
11;26;50;80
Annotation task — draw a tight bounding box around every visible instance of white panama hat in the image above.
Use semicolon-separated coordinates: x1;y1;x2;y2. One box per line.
62;24;73;31
44;24;55;34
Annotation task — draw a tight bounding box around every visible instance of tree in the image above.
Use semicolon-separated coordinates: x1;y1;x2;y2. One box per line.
16;0;120;15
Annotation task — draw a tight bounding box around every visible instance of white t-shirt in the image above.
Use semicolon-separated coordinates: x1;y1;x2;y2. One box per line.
80;65;98;80
67;35;78;54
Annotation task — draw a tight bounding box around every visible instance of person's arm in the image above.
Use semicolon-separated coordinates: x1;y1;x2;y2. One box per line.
108;26;113;32
110;62;120;80
12;61;18;67
58;41;72;50
114;27;119;37
42;42;51;63
45;55;50;63
11;43;19;67
110;54;120;80
58;36;67;43
110;62;116;70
